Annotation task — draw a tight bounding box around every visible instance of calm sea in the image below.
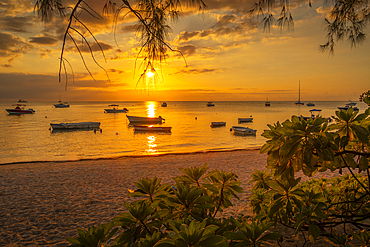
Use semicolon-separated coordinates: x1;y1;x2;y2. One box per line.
0;101;367;164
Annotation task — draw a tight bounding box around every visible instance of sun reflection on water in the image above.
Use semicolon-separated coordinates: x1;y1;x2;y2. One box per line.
145;135;157;153
146;101;156;117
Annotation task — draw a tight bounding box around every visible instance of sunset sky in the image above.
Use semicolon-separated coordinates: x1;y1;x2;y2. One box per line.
0;0;369;102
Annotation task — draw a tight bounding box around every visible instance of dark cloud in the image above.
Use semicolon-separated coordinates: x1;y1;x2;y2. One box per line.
29;36;58;45
0;16;35;33
0;32;33;66
213;14;237;28
107;68;125;74
177;44;197;56
170;68;220;75
202;0;254;14
177;18;257;43
65;41;113;53
120;24;137;33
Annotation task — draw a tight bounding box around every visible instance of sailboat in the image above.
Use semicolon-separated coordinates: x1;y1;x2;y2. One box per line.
294;81;304;105
265;97;271;106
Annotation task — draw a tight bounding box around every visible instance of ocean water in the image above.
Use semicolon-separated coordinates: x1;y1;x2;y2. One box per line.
0;101;367;164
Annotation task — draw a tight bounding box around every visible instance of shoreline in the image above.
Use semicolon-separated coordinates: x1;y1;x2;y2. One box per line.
0;149;267;246
0;148;346;246
0;147;262;166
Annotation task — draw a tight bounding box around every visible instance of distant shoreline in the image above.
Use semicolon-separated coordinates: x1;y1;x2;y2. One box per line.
0;147;262;166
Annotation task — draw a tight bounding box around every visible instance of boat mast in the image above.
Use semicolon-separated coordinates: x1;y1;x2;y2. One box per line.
298;80;300;102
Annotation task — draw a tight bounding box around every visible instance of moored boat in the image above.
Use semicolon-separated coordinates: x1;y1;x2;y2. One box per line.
307;102;315;106
337;105;359;111
133;125;171;132
238;117;253;123
298;109;332;122
104;104;128;113
54;100;70;108
210;122;226;127
127;115;164;124
50;122;100;130
18;99;27;103
207;102;215;107
294;80;304;105
265;97;270;106
161;102;167;107
6;104;35;114
230;126;257;135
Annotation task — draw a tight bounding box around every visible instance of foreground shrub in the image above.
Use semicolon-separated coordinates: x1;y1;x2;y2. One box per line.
67;164;281;246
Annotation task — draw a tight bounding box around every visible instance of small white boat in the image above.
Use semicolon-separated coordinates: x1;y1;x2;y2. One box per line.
104;104;128;113
133;125;171;132
238;117;253;123
161;102;167;107
54;100;69;108
306;102;315;106
207;102;215;107
127;115;164;124
211;122;226;127
6;104;35;115
50;122;100;130
231;126;257;135
299;109;332;122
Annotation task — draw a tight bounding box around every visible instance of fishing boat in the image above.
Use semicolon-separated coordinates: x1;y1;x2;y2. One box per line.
207;102;215;107
161;102;167;107
50;122;100;130
294;81;304;105
6;104;35;114
306;102;315;106
54;100;70;108
238;117;253;123
127;115;164;124
210;122;226;127
230;126;257;135
104;104;128;113
133;125;171;132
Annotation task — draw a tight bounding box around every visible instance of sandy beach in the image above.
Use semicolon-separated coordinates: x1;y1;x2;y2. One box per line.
0;149;344;246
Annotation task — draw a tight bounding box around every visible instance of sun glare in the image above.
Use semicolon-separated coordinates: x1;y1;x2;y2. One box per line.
145;135;157;153
146;101;156;117
146;70;154;78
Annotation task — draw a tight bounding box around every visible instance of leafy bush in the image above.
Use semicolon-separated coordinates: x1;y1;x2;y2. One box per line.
67;164;281;246
253;102;370;245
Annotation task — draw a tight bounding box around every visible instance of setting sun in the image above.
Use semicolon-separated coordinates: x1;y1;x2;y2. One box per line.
146;70;154;78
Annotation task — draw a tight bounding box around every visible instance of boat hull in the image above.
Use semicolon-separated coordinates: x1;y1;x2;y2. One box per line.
133;125;171;132
231;126;257;135
127;115;163;124
105;109;128;113
238;118;253;123
54;104;69;108
211;122;226;127
50;122;100;129
6;109;35;114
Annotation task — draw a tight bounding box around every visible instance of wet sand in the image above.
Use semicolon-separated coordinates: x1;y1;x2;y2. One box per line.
0;149;342;246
